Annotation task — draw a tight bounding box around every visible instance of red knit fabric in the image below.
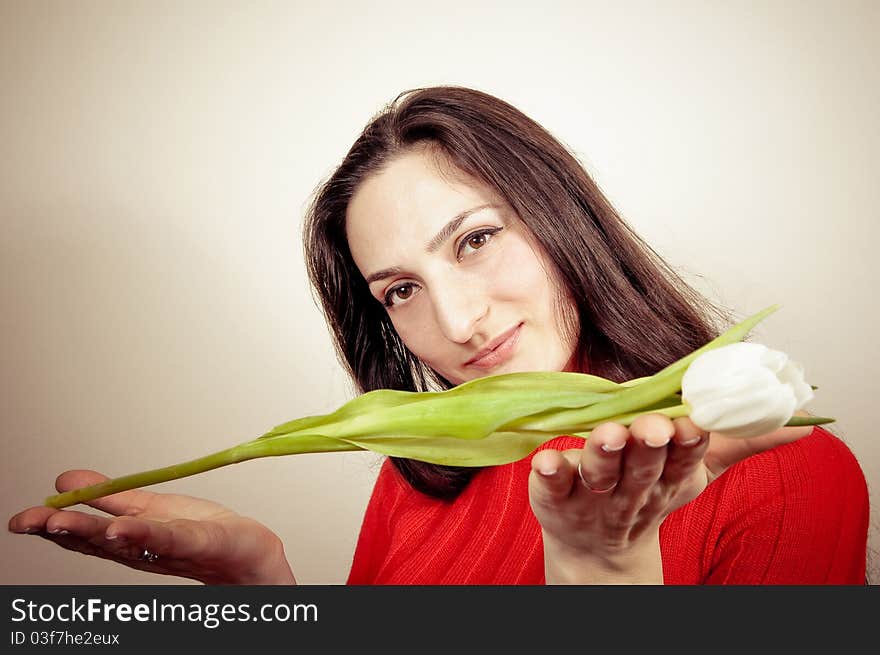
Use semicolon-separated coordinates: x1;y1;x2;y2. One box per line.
347;426;869;584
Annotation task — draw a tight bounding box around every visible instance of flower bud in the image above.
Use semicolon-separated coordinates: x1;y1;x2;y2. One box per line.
681;342;814;439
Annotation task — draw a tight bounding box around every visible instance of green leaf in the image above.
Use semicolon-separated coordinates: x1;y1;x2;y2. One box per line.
44;304;826;509
260;371;624;442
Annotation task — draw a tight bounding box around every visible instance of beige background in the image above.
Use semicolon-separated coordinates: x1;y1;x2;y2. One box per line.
1;0;877;584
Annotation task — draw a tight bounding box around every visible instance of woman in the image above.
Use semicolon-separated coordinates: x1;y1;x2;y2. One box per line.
8;86;869;584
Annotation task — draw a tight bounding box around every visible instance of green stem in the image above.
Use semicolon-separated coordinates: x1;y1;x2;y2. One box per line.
559;405;834;438
584;406;835;431
44;434;360;509
785;415;835;427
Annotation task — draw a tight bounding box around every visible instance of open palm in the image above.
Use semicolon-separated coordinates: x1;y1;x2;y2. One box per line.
8;470;295;585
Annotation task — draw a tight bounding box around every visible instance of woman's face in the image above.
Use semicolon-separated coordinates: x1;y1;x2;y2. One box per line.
346;147;579;385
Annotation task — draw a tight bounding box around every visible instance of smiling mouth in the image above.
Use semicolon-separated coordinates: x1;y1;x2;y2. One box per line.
465;323;523;369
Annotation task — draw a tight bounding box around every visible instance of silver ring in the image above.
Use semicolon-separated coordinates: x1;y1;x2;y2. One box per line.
139;548;159;563
577;461;618;494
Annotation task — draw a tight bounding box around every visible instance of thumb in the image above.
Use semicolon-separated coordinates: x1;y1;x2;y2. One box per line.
706;412;815;478
55;470;111;493
744;423;814;454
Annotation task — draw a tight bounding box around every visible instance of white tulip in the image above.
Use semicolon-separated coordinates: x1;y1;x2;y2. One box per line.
681;342;814;439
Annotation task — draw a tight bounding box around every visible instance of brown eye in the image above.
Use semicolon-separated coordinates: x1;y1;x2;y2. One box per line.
383;282;419;308
468;233;488;249
457;227;502;259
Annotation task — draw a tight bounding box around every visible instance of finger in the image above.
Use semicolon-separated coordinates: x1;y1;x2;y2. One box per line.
38;532;127;561
617;413;675;496
37;531;175;575
11;508;186;575
662;417;710;484
8;506;59;533
45;509;112;542
671;417;708;448
37;512;195;569
106;516;228;562
11;506;126;546
40;511;149;562
55;470;155;517
529;449;577;506
574;422;628;493
731;420;814;454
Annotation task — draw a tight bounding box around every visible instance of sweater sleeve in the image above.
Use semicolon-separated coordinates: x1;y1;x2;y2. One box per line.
704;427;869;584
346;458;408;584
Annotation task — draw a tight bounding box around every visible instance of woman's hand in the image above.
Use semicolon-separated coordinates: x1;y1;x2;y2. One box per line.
529;412;813;584
8;470;297;585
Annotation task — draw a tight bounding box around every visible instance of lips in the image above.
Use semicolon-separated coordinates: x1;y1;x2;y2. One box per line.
465;323;523;369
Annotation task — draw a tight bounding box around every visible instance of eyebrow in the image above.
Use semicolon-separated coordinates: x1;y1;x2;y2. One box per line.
364;203;499;285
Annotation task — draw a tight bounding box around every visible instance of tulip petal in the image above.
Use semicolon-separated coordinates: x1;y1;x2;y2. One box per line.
682;341;810;438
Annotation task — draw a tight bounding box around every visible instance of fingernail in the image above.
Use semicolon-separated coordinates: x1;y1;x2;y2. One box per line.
105;533;118;540
538;465;557;476
24;527;39;534
679;436;702;447
645;435;671;448
58;529;70;535
601;441;626;453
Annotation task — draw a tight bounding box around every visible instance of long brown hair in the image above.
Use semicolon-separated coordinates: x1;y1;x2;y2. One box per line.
303;85;730;499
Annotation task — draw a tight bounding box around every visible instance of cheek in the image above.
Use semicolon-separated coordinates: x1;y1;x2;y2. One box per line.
488;238;556;304
498;238;578;350
388;312;444;361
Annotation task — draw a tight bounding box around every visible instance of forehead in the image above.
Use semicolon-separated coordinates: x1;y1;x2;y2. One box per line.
345;148;502;267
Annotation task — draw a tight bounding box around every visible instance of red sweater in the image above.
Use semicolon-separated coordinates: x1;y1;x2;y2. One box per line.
347;426;869;584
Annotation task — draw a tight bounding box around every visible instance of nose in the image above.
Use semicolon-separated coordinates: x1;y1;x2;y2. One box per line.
430;276;488;344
